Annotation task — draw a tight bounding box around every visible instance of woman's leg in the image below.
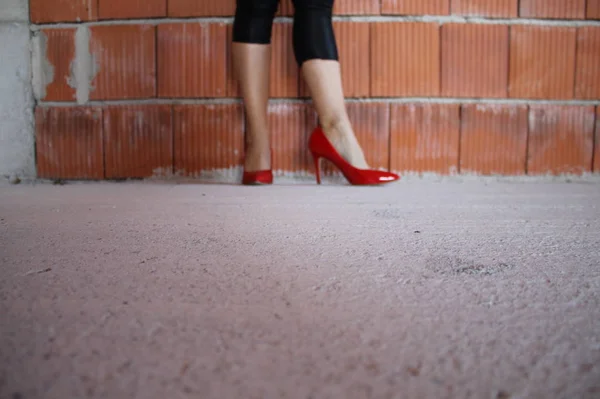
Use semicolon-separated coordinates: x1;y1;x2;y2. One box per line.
232;0;279;172
292;0;369;169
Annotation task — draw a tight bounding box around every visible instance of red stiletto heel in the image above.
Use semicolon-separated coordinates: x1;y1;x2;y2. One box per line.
313;153;322;185
242;148;273;186
308;127;400;186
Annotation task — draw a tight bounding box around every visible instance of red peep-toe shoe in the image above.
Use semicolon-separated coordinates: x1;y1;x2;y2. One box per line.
308;127;400;186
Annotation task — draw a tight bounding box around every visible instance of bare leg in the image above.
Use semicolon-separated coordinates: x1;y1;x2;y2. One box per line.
232;43;272;172
302;60;369;169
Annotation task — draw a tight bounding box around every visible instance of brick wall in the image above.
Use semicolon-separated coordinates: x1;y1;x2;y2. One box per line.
31;0;600;180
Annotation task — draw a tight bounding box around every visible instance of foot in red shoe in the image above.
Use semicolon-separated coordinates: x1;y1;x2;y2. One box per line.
309;127;400;186
242;169;273;185
242;145;273;186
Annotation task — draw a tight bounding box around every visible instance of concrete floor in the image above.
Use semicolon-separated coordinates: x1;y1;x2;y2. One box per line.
1;179;600;399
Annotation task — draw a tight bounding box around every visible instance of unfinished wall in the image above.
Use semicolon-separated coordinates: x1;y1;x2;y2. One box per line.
30;0;600;181
0;0;35;179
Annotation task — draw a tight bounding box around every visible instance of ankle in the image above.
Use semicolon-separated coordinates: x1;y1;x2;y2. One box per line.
244;145;271;172
320;115;351;137
245;134;270;149
246;139;270;150
317;116;369;169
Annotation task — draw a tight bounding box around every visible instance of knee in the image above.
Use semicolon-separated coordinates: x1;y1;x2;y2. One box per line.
236;0;279;19
290;0;338;65
293;0;334;13
233;0;279;44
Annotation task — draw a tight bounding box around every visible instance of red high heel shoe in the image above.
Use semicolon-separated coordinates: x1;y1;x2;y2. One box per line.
309;127;400;186
242;148;273;185
242;169;273;185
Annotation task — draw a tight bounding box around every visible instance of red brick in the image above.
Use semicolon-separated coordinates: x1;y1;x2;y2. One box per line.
103;105;173;179
390;103;460;174
38;29;76;102
226;25;240;98
173;104;244;177
451;0;518;17
270;23;299;98
334;0;380;14
269;103;317;174
36;107;104;180
520;0;586;19
348;103;390;171
588;0;600;19
168;0;235;16
89;25;156;100
277;0;294;16
528;106;595;175
334;22;370;98
441;23;509;98
30;0;98;23
158;23;228;98
575;27;600;99
595;107;600;172
382;0;449;15
509;26;577;99
460;104;528;175
299;82;311;99
371;22;440;97
98;0;166;19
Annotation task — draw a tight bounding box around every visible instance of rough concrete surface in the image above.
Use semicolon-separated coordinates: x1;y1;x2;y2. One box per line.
0;20;35;179
1;180;600;399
